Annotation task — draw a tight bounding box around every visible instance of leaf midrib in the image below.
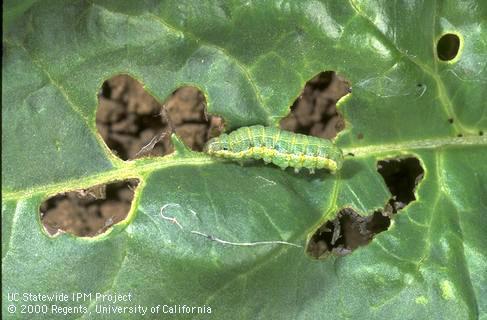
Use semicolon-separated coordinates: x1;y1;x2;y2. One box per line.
3;135;486;201
343;135;486;157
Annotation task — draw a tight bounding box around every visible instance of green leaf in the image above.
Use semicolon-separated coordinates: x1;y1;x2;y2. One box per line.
2;1;486;319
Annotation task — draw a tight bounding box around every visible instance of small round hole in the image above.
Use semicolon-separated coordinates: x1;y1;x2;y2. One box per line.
448;118;454;124
480;131;484;136
437;33;460;61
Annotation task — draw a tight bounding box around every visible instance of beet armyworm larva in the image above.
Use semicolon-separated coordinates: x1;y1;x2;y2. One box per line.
204;125;343;173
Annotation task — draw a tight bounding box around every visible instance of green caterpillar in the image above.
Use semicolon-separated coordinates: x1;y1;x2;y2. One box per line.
204;125;343;173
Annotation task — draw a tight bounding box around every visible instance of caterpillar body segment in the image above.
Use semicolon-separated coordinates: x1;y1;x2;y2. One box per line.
204;125;343;173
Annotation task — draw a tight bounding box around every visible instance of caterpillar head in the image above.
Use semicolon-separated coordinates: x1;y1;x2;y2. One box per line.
204;138;228;154
333;146;344;171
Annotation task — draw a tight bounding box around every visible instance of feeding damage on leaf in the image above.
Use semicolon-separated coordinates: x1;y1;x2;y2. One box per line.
306;156;425;259
280;71;350;139
96;75;224;161
306;208;390;257
377;157;425;214
436;33;461;62
39;179;139;237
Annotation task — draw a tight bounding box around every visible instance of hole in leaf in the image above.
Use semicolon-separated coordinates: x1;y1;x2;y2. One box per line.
100;80;112;98
437;33;460;61
480;131;484;136
279;71;350;139
306;208;390;258
448;118;454;124
163;86;224;152
96;75;224;160
457;133;463;137
39;179;139;237
307;156;425;259
377;157;424;214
